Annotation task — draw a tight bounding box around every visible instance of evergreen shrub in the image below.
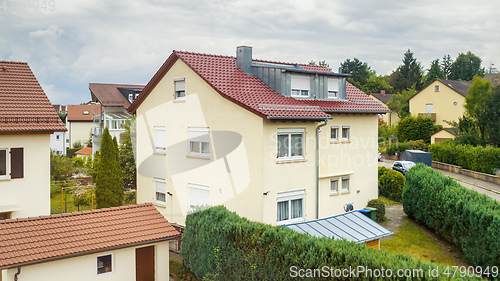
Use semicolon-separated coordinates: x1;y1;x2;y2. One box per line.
379;169;405;202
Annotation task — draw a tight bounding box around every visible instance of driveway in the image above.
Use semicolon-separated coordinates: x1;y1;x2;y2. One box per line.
379;159;500;201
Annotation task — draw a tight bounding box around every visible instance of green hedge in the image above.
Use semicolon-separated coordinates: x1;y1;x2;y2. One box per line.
366;199;386;223
403;164;500;269
378;167;405;202
429;141;500;175
180;206;478;280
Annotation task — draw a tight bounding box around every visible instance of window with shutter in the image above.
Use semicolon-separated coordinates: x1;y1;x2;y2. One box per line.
154;126;166;154
189;184;210;210
188;127;210;158
10;148;23;179
0;149;7;180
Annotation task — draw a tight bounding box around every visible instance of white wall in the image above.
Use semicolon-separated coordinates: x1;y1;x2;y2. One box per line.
50;131;66;155
4;242;170;281
0;133;51;219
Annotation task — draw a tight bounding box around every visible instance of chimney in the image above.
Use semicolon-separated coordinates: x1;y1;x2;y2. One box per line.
236;46;252;75
380;90;386;96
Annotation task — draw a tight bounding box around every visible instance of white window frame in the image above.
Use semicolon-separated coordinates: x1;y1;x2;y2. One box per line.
330;126;339;142
154;126;166;154
277;128;305;160
330;178;339;194
154;178;166;206
128;93;134;103
341;176;350;193
174;78;185;100
328;78;339;99
96;253;113;275
277;190;305;224
426;104;433;114
341;126;350;142
0;149;8;180
188;127;210;158
83;110;89;115
188;183;210;211
291;75;310;98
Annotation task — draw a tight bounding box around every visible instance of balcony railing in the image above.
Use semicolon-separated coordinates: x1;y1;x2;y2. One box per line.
418;113;436;122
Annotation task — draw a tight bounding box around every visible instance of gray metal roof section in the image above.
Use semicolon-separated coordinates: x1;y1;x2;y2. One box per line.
284;211;392;243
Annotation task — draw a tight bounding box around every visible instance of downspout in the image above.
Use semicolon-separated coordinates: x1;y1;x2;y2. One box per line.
13;267;20;281
316;118;329;219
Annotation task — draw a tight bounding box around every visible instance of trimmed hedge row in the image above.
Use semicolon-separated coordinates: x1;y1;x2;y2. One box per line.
429;141;500;175
403;164;500;269
180;206;477;280
378;166;405;202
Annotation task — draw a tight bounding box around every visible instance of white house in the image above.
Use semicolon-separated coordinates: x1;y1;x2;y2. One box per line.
0;61;67;220
0;203;180;281
128;46;389;227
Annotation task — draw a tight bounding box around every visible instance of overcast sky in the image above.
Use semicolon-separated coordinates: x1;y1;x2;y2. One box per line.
1;0;499;105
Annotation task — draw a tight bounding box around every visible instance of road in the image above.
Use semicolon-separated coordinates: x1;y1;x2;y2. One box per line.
379;159;500;201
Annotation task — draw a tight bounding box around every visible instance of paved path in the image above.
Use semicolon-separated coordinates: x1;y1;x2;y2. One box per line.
380;204;406;241
379;159;500;201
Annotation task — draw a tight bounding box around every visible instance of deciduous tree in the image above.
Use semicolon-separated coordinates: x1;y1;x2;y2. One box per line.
340;58;372;88
449;51;485;81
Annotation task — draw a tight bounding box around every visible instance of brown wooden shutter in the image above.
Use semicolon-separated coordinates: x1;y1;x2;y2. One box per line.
10;148;23;179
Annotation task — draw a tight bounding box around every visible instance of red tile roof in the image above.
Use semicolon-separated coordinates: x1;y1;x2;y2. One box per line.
90;83;145;108
0;203;180;270
75;147;92;155
0;61;67;133
129;51;389;118
67;104;100;122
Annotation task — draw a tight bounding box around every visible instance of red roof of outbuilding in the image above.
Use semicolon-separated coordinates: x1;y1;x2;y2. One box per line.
0;203;180;270
0;61;67;133
128;51;389;118
75;147;92;155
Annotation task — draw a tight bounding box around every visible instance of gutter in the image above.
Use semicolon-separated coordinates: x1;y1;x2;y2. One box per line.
316;118;329;219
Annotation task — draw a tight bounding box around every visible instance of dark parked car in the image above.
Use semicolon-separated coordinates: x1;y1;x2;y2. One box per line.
391;160;416;175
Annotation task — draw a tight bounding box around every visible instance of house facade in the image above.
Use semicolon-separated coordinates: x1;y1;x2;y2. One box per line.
368;90;399;126
50;105;67;155
0;61;67;220
0;203;180;281
409;79;471;127
128;47;389;226
89;83;144;153
67;104;100;148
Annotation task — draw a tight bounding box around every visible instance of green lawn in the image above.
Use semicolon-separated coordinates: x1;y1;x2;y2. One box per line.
381;219;468;266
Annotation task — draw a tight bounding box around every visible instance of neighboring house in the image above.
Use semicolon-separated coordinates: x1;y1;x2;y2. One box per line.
75;147;92;158
128;46;389;227
67;104;100;148
0;61;67;220
483;73;500;88
430;128;456;144
50;104;67;155
89;83;145;153
0;203;180;281
408;79;471;127
368;90;399;126
285;210;391;250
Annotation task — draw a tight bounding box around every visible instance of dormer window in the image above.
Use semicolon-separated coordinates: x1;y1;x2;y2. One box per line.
83;110;89;115
291;75;310;98
128;94;134;103
328;78;340;99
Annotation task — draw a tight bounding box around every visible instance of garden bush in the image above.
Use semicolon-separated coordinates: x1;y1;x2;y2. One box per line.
379;169;405;202
429;141;500;175
403;163;500;269
181;206;478;280
366;199;386;223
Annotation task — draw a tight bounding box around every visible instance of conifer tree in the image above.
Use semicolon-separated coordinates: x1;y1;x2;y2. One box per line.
95;127;124;208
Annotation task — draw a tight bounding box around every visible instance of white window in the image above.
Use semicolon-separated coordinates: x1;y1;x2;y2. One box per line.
291;75;310;98
330;178;339;194
277;128;305;160
83;110;89;115
341;177;350;193
188;127;210;157
342;126;350;141
97;254;112;274
277;190;304;223
128;94;134;103
175;79;185;99
426;104;433;113
154;126;166;153
189;184;210;210
328;78;339;99
330;126;339;142
0;149;7;180
155;178;166;205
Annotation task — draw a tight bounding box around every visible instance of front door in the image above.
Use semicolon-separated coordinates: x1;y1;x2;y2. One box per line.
136;245;155;281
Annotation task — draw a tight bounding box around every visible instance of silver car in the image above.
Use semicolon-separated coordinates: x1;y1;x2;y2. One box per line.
391;160;416;175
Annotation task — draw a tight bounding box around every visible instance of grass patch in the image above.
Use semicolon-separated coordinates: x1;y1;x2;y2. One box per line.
378;195;399;206
170;259;199;281
381;219;468;266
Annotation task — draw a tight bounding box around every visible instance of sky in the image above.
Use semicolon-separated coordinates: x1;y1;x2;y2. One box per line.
1;0;499;105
